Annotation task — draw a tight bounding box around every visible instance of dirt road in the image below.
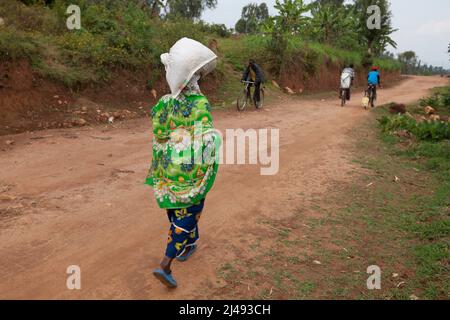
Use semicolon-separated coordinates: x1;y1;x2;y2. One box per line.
0;76;446;299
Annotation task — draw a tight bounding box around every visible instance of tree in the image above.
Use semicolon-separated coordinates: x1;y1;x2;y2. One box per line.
352;0;397;56
398;51;418;74
265;0;312;73
146;0;217;20
167;0;217;20
310;1;354;45
19;0;54;5
314;0;344;8
235;2;269;34
267;0;311;36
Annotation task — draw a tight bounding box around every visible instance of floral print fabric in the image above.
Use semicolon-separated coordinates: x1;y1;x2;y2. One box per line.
145;93;220;209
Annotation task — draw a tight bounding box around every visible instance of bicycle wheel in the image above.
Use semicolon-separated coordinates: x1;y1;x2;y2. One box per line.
370;91;375;108
341;89;346;107
255;88;264;109
237;89;249;111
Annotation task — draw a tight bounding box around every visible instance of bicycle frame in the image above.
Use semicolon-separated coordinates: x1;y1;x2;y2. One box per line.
366;85;377;108
237;81;264;111
242;80;255;95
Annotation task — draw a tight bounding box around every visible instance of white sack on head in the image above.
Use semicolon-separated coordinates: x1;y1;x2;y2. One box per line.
161;37;218;98
341;72;352;89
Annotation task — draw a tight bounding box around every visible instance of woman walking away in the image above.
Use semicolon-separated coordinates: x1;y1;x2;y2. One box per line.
145;38;221;288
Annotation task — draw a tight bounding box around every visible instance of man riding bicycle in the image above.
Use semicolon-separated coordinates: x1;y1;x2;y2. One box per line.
241;59;264;105
367;66;381;99
340;64;355;101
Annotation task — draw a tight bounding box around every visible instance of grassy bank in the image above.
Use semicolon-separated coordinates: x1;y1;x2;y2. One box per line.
1;0;401;91
219;35;401;75
373;87;449;299
0;0;218;87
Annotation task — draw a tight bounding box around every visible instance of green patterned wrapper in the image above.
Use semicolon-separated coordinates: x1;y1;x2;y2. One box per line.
145;94;221;209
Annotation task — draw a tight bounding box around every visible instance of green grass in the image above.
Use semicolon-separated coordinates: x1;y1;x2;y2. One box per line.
0;1;211;88
1;1;402;93
0;27;41;61
372;101;450;299
419;86;450;117
374;57;403;71
306;42;363;65
211;91;449;300
219;35;270;72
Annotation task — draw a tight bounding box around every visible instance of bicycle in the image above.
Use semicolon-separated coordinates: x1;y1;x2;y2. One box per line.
237;81;265;112
340;88;348;107
365;84;377;109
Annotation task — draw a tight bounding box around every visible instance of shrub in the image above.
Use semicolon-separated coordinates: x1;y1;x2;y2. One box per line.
0;27;40;61
420;94;443;108
379;115;449;141
199;22;232;38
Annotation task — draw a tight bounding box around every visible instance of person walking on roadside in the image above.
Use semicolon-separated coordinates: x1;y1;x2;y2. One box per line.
340;64;355;101
145;38;221;288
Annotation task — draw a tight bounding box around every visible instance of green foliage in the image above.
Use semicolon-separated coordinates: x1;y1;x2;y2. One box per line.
419;89;450;111
373;56;402;71
375;92;450;299
198;22;232;38
235;2;269;34
148;0;217;20
1;0;402;89
306;42;362;65
398;51;449;75
380;88;450;142
0;0;209;87
219;35;270;71
352;0;397;55
379;115;449;141
0;0;61;33
265;0;312;74
0;27;41;61
309;1;358;50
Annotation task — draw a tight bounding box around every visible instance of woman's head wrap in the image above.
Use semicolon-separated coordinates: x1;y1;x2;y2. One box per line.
161;38;218;98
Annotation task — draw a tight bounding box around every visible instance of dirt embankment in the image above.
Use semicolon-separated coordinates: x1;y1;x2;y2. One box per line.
279;57;401;93
0;58;398;136
0;59;223;136
0;60;159;136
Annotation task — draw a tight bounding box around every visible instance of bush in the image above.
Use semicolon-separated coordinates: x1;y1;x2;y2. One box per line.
420;94;443;108
0;0;213;87
199;22;232;38
379;115;449;141
0;0;60;34
0;27;40;61
220;35;270;71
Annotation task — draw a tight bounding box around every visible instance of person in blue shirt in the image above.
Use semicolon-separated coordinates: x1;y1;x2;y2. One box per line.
367;66;381;99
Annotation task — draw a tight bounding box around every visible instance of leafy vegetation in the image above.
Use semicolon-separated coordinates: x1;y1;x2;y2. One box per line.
379;115;449;141
372;94;450;299
379;87;450;142
398;51;449;76
419;88;450;114
235;2;269;34
146;0;218;20
0;0;212;87
0;0;403;90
